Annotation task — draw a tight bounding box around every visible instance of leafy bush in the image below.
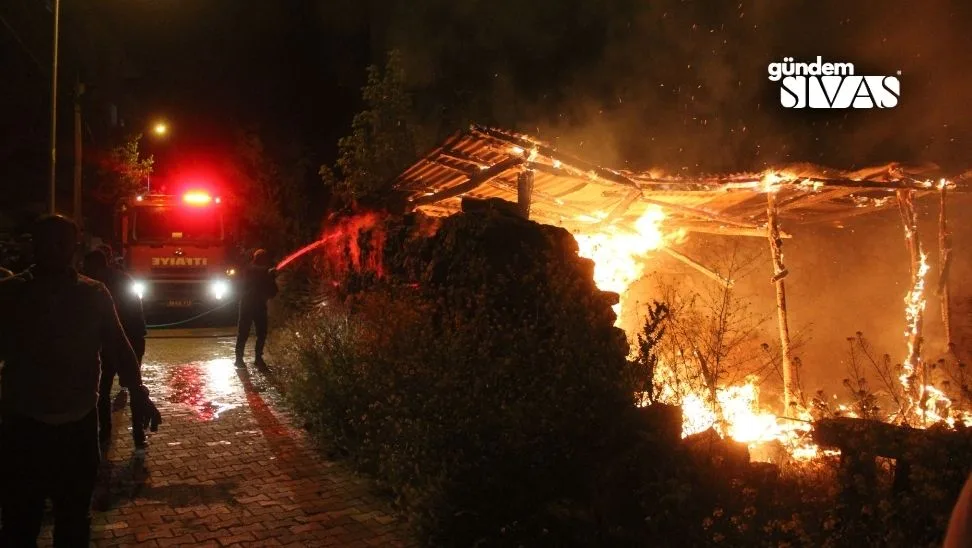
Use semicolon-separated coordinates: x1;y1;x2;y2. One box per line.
93;133;154;204
273;206;635;545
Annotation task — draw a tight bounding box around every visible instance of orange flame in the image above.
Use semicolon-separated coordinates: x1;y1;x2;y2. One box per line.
664;377;819;462
573;206;685;320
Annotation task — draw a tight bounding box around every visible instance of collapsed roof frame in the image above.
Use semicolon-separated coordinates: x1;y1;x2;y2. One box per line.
395;125;969;417
397;125;967;230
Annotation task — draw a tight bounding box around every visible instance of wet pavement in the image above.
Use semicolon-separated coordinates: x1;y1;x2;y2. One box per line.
37;329;410;547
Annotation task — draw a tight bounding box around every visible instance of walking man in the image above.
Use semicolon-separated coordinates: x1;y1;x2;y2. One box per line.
0;215;161;546
82;248;148;454
235;249;278;368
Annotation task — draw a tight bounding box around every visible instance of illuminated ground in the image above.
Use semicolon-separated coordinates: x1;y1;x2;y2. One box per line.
36;329;409;547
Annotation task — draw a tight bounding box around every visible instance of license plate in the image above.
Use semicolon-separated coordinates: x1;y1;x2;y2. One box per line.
167;299;193;308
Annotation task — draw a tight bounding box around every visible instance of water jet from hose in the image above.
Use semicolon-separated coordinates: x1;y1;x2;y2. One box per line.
275;239;327;271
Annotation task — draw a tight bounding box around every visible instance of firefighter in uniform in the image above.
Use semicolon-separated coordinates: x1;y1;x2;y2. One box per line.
0;215;161;546
82;248;148;453
235;249;278;368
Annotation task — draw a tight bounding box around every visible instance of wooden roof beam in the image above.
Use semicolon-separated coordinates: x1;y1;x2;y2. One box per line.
678;224;792;239
426;156;476;176
776;188;859;212
630;173;959;192
471;125;643;190
723;188;856;221
552;182;590;198
661;247;732;287
397;130;468;180
791;202;901;224
485;179;593;218
638;197;760;229
410;157;524;207
440;149;490;169
783;177;941;191
599;190;642;226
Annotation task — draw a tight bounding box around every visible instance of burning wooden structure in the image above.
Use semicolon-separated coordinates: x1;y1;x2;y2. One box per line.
397;126;968;389
396;126;955;227
393;125;971;459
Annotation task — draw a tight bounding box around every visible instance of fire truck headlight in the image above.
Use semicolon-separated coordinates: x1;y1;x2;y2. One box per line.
210;279;230;300
131;280;146;300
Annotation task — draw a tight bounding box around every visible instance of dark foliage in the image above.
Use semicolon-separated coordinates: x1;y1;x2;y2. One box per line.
320;51;423;212
274;204;637;545
630;302;669;406
93;134;154;205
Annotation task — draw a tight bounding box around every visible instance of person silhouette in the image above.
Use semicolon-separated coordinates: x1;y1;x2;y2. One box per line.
235;249;278;368
0;215;161;546
82;248;148;454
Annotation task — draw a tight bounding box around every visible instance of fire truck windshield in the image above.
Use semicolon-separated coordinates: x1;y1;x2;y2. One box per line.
132;206;223;242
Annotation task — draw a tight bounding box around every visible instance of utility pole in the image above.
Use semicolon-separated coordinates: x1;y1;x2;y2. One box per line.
48;0;61;215
74;77;84;227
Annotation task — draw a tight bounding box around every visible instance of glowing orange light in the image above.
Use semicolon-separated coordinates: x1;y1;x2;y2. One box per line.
573;205;686;321
183;191;212;205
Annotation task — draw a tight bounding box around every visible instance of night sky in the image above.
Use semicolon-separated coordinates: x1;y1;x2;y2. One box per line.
3;0;972;210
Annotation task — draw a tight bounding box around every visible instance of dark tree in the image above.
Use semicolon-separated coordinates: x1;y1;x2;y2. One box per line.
320;51;422;210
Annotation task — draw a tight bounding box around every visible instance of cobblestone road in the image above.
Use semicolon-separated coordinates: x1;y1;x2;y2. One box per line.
38;329;410;547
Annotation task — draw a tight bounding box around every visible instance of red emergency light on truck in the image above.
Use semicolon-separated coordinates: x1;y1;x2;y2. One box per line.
115;190;240;314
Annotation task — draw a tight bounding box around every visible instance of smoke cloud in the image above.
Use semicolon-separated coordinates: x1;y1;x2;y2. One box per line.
314;0;972;394
329;0;972;173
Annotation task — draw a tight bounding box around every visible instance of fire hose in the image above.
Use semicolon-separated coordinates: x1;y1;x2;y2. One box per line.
145;300;237;329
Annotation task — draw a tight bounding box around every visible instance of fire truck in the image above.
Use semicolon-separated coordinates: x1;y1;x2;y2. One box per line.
115;189;241;316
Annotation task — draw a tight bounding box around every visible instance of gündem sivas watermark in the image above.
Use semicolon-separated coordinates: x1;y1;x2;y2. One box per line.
768;56;900;109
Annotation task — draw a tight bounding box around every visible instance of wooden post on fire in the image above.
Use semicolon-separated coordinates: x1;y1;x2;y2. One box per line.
766;192;795;416
938;183;953;350
517;169;535;220
896;189;927;425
